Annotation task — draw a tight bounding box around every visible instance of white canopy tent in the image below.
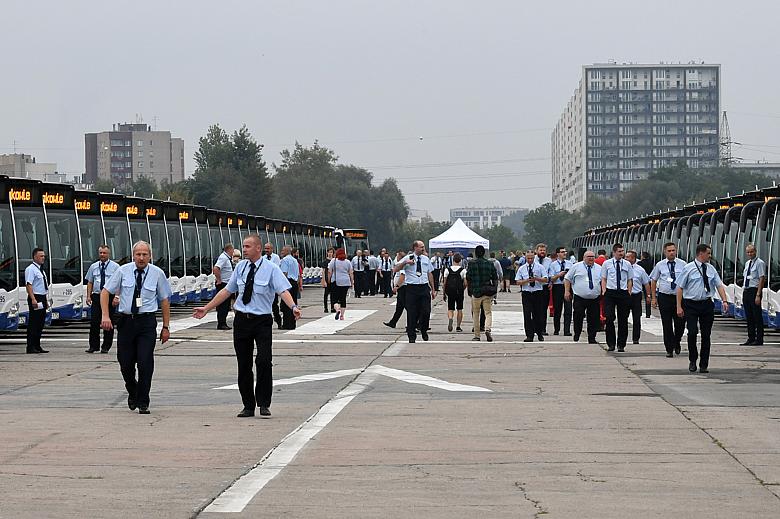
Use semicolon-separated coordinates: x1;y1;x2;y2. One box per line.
428;218;489;250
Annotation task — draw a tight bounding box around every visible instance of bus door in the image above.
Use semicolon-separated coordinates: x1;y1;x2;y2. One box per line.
9;179;53;327
75;191;104;319
733;201;764;319
205;210;222;299
193;206;211;301
178;205;200;302
163;201;186;305
146;200;170;291
126;197;150;243
41;183;83;321
0;176;19;330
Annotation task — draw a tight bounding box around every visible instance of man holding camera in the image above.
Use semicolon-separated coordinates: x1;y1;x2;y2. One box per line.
548;246;573;336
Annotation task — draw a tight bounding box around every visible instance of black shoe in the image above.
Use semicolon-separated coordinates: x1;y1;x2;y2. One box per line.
217;324;231;330
85;348;99;353
485;331;493;342
740;340;755;346
26;349;39;354
383;321;395;329
36;348;49;353
100;349;110;354
472;337;481;341
523;337;534;342
754;341;764;346
573;334;580;342
666;352;674;358
553;331;560;336
674;345;681;355
421;332;429;341
607;346;616;352
335;311;340;320
324;309;330;314
617;347;625;352
564;332;572;336
542;332;548;336
632;340;639;345
689;362;697;372
699;367;709;374
456;327;462;332
408;338;416;343
588;340;599;344
537;335;544;342
258;406;271;417
128;396;137;410
138;407;150;414
237;408;255;417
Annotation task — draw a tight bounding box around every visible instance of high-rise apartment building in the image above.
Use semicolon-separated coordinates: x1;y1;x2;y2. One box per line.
85;123;185;185
552;62;720;210
450;206;525;229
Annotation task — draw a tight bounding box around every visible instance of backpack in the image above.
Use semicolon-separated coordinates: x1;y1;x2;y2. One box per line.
445;266;464;295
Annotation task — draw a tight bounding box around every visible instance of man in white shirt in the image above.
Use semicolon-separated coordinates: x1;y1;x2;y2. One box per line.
213;243;235;330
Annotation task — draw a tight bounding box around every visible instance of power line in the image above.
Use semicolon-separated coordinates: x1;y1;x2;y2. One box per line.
408;185;549;195
367;157;551;170
377;170;551;183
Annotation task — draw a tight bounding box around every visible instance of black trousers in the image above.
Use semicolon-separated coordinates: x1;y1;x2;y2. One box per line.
743;287;764;343
540;286;550;333
272;295;282;326
388;286;406;325
573;295;600;342
380;271;392;297
604;289;630;348
216;282;230;326
657;293;685;354
323;283;333;311
281;280;298;330
405;284;431;341
89;295;115;351
643;287;652;317
432;269;441;292
629;292;644;343
116;313;157;408
26;294;47;353
367;270;376;295
354;271;364;297
233;312;273;409
521;290;545;339
683;298;715;369
551;284;572;334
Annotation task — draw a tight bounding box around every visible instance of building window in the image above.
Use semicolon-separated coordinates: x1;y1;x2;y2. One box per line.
137;140;144;147
149;161;154;168
138;151;144;157
138;161;144;168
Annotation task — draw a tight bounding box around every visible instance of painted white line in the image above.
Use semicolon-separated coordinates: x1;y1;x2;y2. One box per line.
389;301;396;306
214;368;362;390
160;313;217;334
285;310;376;335
489;310;525;335
382;340;408;356
204;368;381;513
635;316;686;338
370;365;492;392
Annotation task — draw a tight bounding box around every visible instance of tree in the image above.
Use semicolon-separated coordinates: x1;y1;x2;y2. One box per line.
92;179;115;193
158;180;193;204
483;224;526;253
126;176;159;198
191;124;271;214
523;203;578;249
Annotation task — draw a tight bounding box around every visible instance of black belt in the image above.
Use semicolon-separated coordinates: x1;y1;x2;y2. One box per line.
235;310;271;320
122;312;155;319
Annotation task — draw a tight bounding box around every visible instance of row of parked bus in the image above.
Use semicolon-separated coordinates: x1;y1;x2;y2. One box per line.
0;175;369;332
572;185;780;327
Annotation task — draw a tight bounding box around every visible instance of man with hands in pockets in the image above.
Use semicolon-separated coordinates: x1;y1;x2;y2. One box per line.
193;234;301;418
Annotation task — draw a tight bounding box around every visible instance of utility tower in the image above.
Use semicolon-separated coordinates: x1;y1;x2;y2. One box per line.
720;111;733;166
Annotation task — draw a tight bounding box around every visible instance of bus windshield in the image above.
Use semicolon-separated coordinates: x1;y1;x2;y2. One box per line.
103;217;131;265
711;219;724;275
13;207;49;286
129;220;150;244
167;221;185;277
209;225;222;265
198;224;212;274
46;209;81;285
722;218;739;285
770;208;780;292
149;221;169;275
0;205;17;292
79;215;104;271
182;222;200;276
736;217;756;286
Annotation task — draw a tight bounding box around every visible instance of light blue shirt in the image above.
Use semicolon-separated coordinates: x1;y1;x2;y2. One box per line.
631;262;651;295
85;260;120;294
379;256;393;272
650;258;686;295
280;255;300;281
548;258;573;285
367;255;379;270
104;263;172;314
514;261;547;292
565;261;602;299
226;258;292;315
328;258;353;287
214;251;234;283
677;260;723;301
25;263;48;295
352;255;367;272
264;252;281;266
743;257;766;289
402;254;434;285
600;257;632;291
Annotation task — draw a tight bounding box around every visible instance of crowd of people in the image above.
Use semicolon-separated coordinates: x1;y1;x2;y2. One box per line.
19;235;761;417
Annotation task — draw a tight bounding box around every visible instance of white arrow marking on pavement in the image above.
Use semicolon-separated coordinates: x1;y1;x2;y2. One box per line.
489;310;526;335
204;360;490;513
214;368;363;390
285;309;375;335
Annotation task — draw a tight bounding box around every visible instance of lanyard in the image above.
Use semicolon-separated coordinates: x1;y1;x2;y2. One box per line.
240;258;263;278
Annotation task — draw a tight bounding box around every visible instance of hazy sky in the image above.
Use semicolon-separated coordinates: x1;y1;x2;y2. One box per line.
2;1;779;221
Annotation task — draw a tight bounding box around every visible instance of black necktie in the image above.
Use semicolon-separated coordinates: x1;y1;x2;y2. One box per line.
242;262;256;305
39;264;48;289
747;259;754;286
560;260;565;277
587;265;593;290
100;262;106;289
699;262;710;292
669;261;677;290
266;254;271;260
131;268;143;314
528;264;535;287
616;260;622;289
416;256;422;275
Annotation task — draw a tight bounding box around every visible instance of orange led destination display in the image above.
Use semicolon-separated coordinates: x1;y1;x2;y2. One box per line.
146;207;158;217
76;199;92;211
9;189;31;202
101;201;119;213
126;205;140;216
179;211;190;220
43;192;65;205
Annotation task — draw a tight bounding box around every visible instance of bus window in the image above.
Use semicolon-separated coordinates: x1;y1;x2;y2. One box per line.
711;217;724;275
722;217;739;286
182;222;200;277
79;215;105;270
0;205;17;294
149;220;169;275
103;218;131;265
770;207;780;292
129;220;150;243
46;209;81;286
167;220;185;278
198;222;212;275
13;206;49;285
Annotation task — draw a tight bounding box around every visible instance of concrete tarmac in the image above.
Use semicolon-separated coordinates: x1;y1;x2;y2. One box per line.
0;289;778;518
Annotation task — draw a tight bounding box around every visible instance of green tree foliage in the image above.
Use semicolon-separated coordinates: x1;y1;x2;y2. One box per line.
191;124;271;214
524;164;775;249
92;179;115;193
126;176;159;198
483;224;526;253
271;142;409;248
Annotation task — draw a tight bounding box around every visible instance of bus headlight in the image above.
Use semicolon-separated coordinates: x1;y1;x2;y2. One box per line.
74;294;83;309
8;302;19;318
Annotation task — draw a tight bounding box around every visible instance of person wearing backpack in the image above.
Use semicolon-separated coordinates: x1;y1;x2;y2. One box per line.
443;253;467;332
